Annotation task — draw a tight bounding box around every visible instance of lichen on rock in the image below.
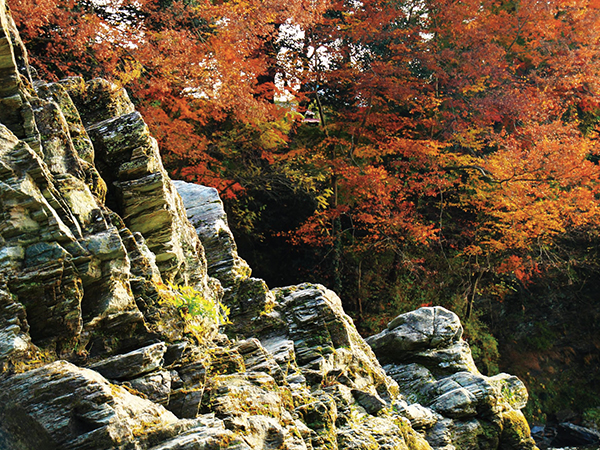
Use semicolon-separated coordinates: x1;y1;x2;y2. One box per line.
367;307;537;450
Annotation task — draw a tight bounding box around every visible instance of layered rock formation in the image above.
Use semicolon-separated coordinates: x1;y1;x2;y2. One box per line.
0;2;537;449
367;307;534;450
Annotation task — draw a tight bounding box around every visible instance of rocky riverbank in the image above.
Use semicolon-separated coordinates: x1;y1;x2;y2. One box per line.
0;0;539;448
531;422;600;449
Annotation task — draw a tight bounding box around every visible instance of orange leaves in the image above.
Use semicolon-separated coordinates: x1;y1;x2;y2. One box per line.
12;0;63;35
292;159;439;254
407;0;600;280
12;0;600;308
11;0;330;204
459;119;600;260
496;255;541;284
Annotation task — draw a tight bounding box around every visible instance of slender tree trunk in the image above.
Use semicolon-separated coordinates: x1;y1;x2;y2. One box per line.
465;270;484;321
357;259;363;317
332;173;342;295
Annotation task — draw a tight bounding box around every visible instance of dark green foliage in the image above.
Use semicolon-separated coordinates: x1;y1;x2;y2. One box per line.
492;230;600;422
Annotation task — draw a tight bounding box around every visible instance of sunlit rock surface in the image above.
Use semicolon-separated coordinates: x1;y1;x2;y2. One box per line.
368;307;536;450
173;180;251;288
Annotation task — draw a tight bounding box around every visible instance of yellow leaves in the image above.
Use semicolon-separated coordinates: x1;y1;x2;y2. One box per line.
116;57;143;88
461;76;490;95
452;126;488;153
315;188;334;210
258;127;287;150
464;245;484;256
253;111;300;150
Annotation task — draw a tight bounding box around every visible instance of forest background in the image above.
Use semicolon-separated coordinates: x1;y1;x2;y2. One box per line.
12;0;600;425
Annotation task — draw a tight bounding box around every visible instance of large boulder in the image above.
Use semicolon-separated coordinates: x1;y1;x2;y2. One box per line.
367;307;537;450
366;306;477;375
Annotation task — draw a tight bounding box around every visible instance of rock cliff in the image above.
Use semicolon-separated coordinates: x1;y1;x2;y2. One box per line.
0;2;538;449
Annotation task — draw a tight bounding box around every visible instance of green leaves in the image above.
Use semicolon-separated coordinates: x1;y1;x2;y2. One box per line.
156;282;230;342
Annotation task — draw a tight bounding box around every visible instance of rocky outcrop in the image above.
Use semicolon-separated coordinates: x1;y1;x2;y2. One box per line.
0;0;40;153
60;77;211;291
367;307;536;450
0;2;537;449
174;180;251;289
0;361;182;450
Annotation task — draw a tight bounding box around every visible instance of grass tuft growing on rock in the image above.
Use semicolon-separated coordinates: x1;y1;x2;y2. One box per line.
156;282;230;343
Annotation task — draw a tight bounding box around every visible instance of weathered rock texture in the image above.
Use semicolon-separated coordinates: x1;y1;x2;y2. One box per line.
367;307;536;450
0;2;537;449
173;180;251;289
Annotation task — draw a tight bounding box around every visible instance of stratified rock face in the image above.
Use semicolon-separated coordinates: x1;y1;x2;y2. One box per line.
273;285;398;396
0;361;181;450
62;78;211;290
0;0;40;152
88;342;167;380
173;180;251;289
0;1;538;448
0;0;216;359
0;277;31;361
367;307;537;450
0;80;145;353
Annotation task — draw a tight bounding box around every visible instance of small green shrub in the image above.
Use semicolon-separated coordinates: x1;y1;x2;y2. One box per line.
583;407;600;430
156;282;230;342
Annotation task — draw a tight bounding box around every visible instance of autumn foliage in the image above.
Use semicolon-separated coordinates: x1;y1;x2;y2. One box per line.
12;0;600;336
